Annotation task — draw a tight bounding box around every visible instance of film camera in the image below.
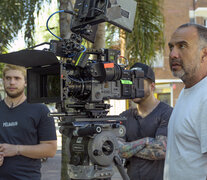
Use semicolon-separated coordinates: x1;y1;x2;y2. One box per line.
0;0;143;179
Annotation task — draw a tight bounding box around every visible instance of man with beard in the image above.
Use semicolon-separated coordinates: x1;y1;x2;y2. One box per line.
118;63;173;180
164;23;207;180
0;64;57;180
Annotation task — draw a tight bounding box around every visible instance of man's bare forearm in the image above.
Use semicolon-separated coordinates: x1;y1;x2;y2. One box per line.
135;135;167;160
118;138;149;158
0;140;57;159
18;141;57;158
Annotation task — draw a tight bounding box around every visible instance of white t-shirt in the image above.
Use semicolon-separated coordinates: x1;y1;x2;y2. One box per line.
164;77;207;180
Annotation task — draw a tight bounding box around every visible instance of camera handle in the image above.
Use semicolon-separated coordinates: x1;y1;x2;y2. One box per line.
113;155;130;180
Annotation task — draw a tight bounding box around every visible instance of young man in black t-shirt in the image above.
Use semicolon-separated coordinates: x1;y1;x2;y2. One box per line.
0;64;57;180
119;63;173;180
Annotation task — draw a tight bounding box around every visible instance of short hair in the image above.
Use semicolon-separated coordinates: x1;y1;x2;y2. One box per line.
177;23;207;47
2;64;26;80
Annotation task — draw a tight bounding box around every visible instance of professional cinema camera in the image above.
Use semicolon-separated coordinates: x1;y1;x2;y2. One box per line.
0;0;143;179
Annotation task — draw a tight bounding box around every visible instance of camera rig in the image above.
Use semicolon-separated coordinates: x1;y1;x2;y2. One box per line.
0;0;143;179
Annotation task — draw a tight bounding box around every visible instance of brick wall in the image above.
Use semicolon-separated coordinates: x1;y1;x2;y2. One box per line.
195;0;207;8
196;17;205;25
172;82;183;105
155;0;193;79
154;0;195;106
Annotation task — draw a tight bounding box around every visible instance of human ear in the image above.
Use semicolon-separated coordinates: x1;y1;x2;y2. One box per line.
151;82;155;91
201;47;207;62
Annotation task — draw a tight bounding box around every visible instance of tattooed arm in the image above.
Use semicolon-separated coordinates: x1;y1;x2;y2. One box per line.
118;138;152;159
135;135;167;160
118;135;167;160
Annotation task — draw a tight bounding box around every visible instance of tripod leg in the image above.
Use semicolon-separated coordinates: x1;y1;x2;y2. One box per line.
113;155;130;180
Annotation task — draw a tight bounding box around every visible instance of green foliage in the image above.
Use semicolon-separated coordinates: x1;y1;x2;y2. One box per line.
105;23;119;48
105;0;164;66
34;0;60;44
0;0;53;77
0;63;4;78
0;0;50;53
126;0;164;66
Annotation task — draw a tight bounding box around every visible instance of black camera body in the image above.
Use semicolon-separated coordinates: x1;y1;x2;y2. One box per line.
27;41;144;118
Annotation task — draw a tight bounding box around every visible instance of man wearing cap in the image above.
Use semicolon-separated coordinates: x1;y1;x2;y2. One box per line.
118;63;173;180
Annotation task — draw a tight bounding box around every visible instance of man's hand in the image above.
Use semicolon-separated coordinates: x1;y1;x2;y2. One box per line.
135;135;167;160
0;152;4;166
0;143;18;157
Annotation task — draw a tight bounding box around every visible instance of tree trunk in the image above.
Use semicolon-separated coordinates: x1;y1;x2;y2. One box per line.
60;135;70;180
59;0;74;39
92;23;105;49
58;2;106;179
59;1;74;180
120;29;126;57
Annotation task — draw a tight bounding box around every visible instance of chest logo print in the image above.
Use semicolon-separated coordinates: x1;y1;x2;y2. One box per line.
3;121;18;127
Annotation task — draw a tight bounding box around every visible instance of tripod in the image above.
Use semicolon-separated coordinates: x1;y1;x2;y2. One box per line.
64;124;130;180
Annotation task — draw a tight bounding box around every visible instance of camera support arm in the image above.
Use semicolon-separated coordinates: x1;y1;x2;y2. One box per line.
114;155;130;180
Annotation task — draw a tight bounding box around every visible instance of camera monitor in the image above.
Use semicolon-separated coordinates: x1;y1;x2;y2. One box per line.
70;0;137;42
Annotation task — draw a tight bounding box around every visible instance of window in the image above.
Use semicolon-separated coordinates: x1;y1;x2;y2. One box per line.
157;93;171;105
204;19;207;27
152;51;164;68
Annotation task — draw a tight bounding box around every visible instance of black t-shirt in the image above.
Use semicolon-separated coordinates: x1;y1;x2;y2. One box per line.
120;102;173;180
0;100;57;180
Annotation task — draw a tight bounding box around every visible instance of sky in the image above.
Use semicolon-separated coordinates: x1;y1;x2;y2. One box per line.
9;31;25;52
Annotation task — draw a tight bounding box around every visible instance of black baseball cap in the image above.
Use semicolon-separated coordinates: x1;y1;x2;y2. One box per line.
130;62;155;82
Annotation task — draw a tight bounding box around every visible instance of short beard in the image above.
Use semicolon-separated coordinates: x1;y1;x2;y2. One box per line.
5;89;24;99
172;63;200;83
172;69;185;80
170;58;185;80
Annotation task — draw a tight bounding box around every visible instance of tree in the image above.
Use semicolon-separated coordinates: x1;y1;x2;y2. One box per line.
0;0;163;68
106;0;164;66
0;0;42;76
58;1;74;179
126;0;164;66
0;0;51;53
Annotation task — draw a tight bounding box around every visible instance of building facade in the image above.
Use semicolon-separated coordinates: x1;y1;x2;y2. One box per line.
153;0;207;107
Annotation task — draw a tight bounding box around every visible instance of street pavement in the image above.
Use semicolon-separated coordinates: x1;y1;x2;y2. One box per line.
41;150;122;180
41;150;61;180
